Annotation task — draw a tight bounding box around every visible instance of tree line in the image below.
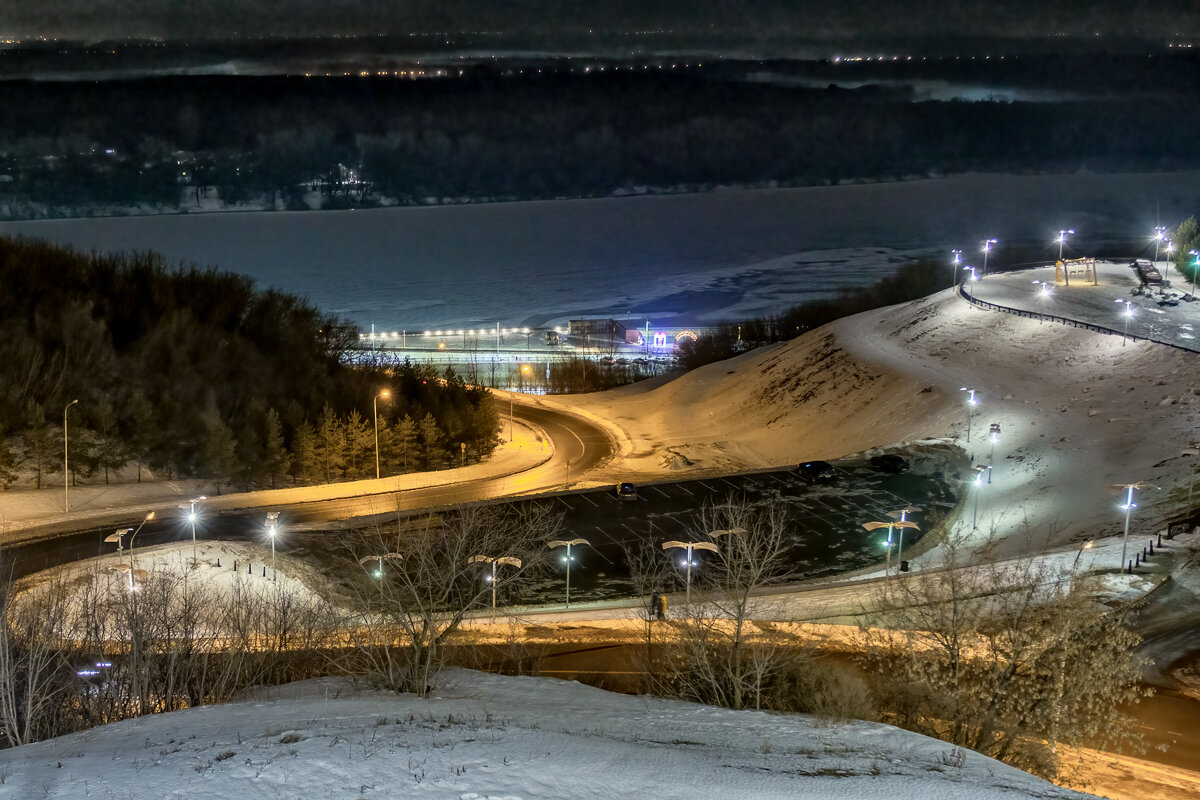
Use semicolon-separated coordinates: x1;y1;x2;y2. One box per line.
2;68;1199;215
0;237;501;492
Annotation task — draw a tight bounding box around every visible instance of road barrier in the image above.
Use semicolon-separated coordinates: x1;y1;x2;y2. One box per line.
957;281;1200;355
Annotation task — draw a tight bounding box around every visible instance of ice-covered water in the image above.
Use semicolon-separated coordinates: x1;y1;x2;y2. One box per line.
2;172;1195;331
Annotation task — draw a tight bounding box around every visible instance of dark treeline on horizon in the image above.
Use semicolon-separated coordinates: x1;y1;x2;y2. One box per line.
1;56;1198;216
0;237;501;491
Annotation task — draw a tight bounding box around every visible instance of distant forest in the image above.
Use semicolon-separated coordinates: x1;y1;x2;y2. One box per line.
1;60;1199;216
0;237;500;491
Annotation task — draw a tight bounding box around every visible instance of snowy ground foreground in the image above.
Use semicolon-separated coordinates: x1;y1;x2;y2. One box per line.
535;285;1198;558
0;669;1099;800
0;420;550;544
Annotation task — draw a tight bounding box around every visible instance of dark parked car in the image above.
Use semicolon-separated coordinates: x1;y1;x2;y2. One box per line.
870;454;910;473
796;461;835;483
616;482;638;501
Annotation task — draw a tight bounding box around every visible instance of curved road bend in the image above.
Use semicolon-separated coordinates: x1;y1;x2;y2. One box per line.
0;401;615;581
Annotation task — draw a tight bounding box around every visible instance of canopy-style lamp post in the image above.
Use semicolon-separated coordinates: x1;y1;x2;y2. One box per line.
469;554;523;612
661;540;719;605
548;538;590;607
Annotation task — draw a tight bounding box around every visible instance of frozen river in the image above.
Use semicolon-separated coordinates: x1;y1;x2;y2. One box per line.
2;172;1196;331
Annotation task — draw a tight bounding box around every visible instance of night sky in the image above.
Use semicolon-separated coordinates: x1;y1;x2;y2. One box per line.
6;1;1195;41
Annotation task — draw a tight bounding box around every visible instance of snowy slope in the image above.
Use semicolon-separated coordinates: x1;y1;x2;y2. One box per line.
540;287;1198;554
0;669;1098;800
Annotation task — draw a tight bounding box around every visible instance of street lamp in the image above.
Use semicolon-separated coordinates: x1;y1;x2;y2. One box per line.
885;505;922;570
63;399;79;513
1189;250;1200;298
468;554;523;612
265;511;280;581
661;540;719;605
960;387;978;443
980;238;997;277
176;495;206;565
1032;279;1052;298
1056;229;1075;286
373;390;390;479
988;423;1001;483
1113;482;1156;572
1153;226;1167;266
103;511;156;590
971;465;991;529
951;249;963;287
548;538;590;607
862;518;920;575
1114;298;1134;345
358;552;403;603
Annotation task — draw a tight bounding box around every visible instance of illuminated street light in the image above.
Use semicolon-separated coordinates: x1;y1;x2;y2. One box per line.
548;538;590;607
951;249;963;287
884;505;922;570
863;517;920;575
971;465;991;529
960;387;978;443
980;238;998;276
373;389;390;479
358;552;403;603
1056;229;1075;286
1032;279;1052;298
176;495;206;565
103;511;156;590
468;554;523;612
1113;482;1156;572
1114;298;1134;345
988;423;1001;482
266;511;280;581
63;399;79;513
662;539;719;605
1153;226;1167;266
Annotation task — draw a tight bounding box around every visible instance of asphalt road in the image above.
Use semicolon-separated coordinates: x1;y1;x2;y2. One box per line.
0;401;615;581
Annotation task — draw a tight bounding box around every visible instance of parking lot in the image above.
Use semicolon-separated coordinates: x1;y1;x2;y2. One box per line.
511;457;958;604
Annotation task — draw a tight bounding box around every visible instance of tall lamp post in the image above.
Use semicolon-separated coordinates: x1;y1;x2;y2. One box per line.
1114;298;1134;345
63;398;79;513
980;238;997;277
662;540;719;605
373;389;390;479
358;552;403;605
1056;229;1075;286
1153;226;1167;266
548;538;590;607
951;249;963;287
178;495;206;565
468;554;523;613
1113;482;1155;572
960;387;978;443
971;465;991;529
1189;250;1200;298
265;511;280;581
988;423;1001;483
104;511;156;590
863;518;920;575
885;505;922;570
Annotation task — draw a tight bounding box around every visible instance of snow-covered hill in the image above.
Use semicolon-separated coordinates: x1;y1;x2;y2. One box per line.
543;287;1198;555
0;669;1098;800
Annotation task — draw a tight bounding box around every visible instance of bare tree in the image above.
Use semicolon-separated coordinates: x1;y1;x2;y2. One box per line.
335;502;560;696
861;534;1147;780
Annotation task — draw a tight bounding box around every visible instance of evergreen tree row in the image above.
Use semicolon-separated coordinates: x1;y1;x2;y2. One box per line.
0;237;501;491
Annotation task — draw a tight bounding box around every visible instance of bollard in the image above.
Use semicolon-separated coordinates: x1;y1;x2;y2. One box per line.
1135;553;1141;566
1148;542;1154;556
248;563;252;574
262;566;266;577
1158;534;1163;548
233;560;237;571
217;558;221;568
1128;560;1134;574
1143;546;1148;560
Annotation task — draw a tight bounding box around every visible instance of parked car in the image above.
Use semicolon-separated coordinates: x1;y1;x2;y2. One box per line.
796;461;835;483
615;482;638;501
870;454;910;473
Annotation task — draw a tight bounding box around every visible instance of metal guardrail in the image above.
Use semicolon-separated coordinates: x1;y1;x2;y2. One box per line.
957;281;1200;355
